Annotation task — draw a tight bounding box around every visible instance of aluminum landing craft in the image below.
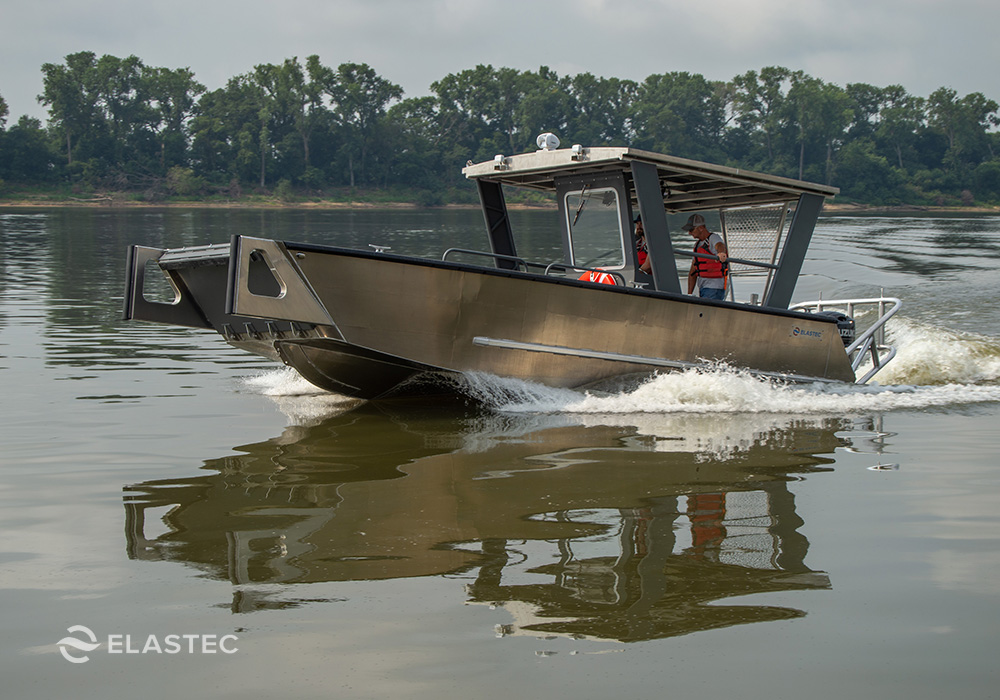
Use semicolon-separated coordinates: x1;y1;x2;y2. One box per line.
124;136;900;399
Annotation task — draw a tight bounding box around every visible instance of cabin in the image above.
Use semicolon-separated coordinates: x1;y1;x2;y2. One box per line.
462;135;839;309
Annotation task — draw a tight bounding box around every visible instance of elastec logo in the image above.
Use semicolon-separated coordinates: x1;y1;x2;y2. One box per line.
58;625;101;664
56;624;239;663
791;326;824;339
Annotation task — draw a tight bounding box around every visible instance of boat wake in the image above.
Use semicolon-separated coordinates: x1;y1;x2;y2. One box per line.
453;317;1000;415
867;317;1000;386
240;368;363;424
457;368;1000;416
241;318;1000;419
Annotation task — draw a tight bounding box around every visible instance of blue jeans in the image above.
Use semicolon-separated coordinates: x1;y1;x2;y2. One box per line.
699;287;726;300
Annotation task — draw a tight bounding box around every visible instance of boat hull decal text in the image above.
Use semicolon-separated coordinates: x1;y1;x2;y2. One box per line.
791;326;824;339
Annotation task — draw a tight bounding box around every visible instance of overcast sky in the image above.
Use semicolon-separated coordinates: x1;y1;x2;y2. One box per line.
2;0;998;126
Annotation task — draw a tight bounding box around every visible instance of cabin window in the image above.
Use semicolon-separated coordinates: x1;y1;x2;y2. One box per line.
564;187;625;269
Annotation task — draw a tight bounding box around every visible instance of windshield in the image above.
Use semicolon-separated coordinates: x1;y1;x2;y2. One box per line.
564;187;625;269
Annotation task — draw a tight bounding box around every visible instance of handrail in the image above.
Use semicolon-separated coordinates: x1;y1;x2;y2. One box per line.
543;262;628;287
441;248;530;272
675;249;779;270
441;247;629;286
790;296;902;384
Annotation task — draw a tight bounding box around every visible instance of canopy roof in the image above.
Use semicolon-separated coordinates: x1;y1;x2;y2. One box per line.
463;146;839;213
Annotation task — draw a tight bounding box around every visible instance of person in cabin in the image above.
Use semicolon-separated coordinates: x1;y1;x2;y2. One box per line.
634;216;651;273
684;214;729;300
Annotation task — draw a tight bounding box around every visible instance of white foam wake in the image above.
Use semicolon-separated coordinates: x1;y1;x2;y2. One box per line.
457;368;1000;415
241;367;328;396
457;317;1000;415
240;319;1000;419
240;368;361;424
869;318;1000;386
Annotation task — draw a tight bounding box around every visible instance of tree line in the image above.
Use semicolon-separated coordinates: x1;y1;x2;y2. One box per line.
1;51;999;206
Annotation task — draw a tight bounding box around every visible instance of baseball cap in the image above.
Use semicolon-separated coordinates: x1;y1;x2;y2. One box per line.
681;214;706;231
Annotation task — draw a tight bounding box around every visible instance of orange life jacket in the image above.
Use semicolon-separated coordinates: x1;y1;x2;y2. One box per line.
694;238;728;279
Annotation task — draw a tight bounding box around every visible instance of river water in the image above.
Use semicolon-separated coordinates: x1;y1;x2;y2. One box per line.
2;207;1000;699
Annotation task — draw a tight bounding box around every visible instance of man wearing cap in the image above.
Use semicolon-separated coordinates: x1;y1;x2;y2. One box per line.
683;214;729;300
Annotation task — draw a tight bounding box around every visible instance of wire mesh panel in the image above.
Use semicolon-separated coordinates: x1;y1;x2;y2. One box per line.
720;203;792;276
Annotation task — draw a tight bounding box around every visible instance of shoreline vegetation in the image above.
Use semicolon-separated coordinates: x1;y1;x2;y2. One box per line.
1;192;996;214
3;54;1000;213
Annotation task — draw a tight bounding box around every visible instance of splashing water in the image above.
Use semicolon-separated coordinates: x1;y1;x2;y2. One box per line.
872;318;1000;386
241;367;328;396
240;367;362;424
241;318;1000;419
453;318;1000;415
457;368;1000;416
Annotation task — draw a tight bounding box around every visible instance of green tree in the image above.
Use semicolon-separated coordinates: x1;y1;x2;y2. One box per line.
786;73;851;183
144;66;205;172
565;73;638;146
836;139;905;203
40;52;202;183
632;72;728;162
15;54;1000;206
251;57;338;185
39;51;103;166
298;56;335;178
4;116;60;182
251;60;297;185
190;75;269;186
318;62;402;187
730;66;791;167
514;67;571;149
973;160;1000;201
927;87;999;174
254;93;270;188
874;85;925;170
93;54;151;169
431;65;536;164
383;96;448;190
188;86;233;180
845;83;884;141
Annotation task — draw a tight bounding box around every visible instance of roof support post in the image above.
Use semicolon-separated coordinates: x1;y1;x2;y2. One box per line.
631;160;680;293
762;192;824;309
476;179;518;270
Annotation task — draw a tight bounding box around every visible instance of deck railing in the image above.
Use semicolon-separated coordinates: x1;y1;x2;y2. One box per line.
790;295;902;384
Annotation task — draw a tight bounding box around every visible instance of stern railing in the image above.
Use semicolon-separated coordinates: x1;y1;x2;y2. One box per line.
790;295;902;384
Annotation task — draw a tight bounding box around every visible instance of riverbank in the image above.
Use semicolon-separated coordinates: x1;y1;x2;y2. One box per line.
1;194;997;214
0;199;431;209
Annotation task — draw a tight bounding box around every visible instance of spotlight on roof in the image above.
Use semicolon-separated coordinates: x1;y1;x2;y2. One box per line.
536;133;560;151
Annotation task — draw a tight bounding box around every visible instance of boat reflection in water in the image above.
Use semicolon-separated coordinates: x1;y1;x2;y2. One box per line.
123;403;866;642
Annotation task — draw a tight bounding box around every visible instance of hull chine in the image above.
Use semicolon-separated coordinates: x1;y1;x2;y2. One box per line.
276;338;453;399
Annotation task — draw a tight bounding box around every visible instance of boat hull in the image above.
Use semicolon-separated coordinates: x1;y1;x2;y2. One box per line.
290;247;855;392
129;241;855;399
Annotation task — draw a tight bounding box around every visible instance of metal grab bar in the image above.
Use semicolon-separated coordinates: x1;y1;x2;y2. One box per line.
675;249;779;270
543;262;628;287
440;248;628;286
441;248;529;271
790;296;902;384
